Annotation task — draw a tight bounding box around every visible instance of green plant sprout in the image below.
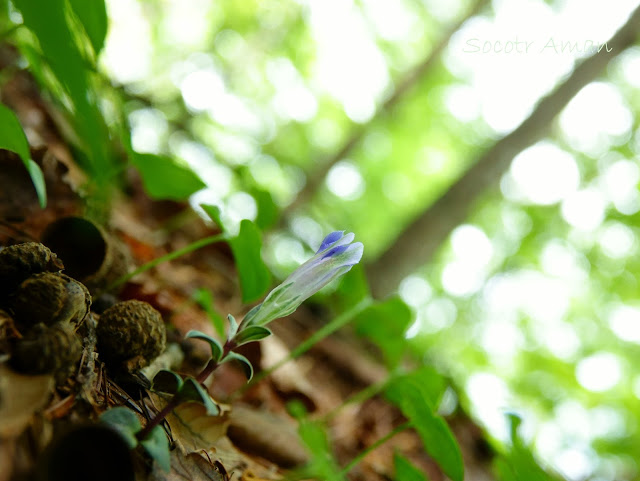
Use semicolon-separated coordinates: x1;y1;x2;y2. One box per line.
101;231;363;470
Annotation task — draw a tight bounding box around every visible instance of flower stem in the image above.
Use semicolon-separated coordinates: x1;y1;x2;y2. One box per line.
339;422;412;476
238;296;373;394
137;340;233;441
110;233;228;290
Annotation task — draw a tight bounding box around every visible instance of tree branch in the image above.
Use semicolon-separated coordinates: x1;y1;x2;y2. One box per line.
280;0;490;221
366;4;640;298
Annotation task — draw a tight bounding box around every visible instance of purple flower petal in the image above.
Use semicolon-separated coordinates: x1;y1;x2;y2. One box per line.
316;231;344;253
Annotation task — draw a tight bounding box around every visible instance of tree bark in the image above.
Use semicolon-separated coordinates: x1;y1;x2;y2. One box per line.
366;4;640;298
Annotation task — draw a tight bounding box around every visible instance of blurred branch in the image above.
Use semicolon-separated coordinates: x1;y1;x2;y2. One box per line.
366;4;640;298
280;0;490;221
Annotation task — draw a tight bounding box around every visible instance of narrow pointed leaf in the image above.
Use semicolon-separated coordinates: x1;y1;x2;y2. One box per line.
221;351;253;381
67;0;108;56
229;220;270;303
234;326;272;346
176;378;220;416
227;314;239;340
184;330;223;362
140;425;171;472
0;104;46;207
152;369;184;395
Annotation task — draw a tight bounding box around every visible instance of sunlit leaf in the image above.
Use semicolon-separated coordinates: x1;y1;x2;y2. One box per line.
140;425;171;472
227;314;239;340
234;325;272;346
130;153;205;201
67;0;108;56
152;369;184;395
253;188;279;229
0;104;46;207
394;453;429;481
100;407;141;449
176;378;220;416
229;219;270;303
184;330;223;362
386;367;446;411
221;351;253;381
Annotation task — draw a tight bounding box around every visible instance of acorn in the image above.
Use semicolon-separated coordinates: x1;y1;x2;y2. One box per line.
9;323;83;375
11;272;91;330
0;242;64;296
96;300;166;372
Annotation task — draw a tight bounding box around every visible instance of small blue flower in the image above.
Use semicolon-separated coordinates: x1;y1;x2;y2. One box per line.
240;231;363;328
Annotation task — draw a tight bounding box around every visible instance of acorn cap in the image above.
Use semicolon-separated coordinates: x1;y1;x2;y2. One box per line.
9;323;83;376
11;272;91;331
96;300;166;371
41;217;131;295
0;243;64;297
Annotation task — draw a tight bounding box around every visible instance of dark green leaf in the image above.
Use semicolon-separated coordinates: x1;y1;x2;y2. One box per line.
354;297;412;368
234;326;272;346
386;380;463;481
394;453;429;481
100;407;141;449
130;153;205;201
0;104;46;207
140;425;171;472
221;351;253;381
176;378;220;416
192;288;225;338
152;369;184;395
229;220;270;303
67;0;108;55
201;204;225;232
184;330;223;362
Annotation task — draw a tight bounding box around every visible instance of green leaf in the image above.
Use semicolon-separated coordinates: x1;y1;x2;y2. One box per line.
140;425;171;473
353;297;412;368
227;314;239;340
234;325;272;346
229;220;270;303
67;0;108;56
386;380;463;481
394;453;429;481
253;189;279;229
221;351;253;381
192;288;225;338
184;330;223;362
0;104;46;207
176;378;220;416
386;367;446;411
13;0;113;186
152;369;184;395
100;407;141;449
201;204;225;232
130;153;206;201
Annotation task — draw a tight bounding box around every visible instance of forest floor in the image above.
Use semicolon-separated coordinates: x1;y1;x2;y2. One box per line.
0;67;493;481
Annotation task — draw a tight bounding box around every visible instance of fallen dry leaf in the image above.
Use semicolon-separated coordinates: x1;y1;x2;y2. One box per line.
0;364;54;438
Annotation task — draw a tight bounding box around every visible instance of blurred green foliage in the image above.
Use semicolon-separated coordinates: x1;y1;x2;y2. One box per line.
2;0;640;479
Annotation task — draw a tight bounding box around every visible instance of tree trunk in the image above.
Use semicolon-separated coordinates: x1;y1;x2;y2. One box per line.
366;4;640;298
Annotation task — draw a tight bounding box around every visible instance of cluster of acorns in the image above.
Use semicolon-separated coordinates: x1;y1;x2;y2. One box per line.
0;242;166;380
